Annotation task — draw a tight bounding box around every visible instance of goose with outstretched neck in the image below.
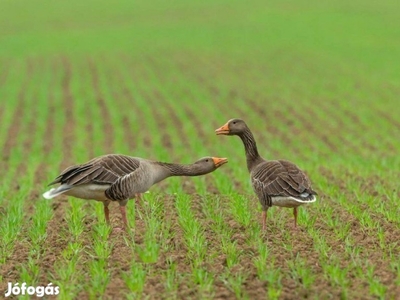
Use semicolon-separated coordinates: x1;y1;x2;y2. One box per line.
215;118;316;230
43;155;228;230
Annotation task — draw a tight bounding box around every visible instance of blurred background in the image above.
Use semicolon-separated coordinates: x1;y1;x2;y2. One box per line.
1;0;399;163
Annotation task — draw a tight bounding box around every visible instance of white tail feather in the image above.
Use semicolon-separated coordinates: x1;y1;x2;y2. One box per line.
42;185;72;199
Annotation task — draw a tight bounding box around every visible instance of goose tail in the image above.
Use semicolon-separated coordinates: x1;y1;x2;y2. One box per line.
43;184;72;199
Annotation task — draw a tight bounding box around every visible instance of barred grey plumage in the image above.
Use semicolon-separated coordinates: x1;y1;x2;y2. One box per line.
43;154;228;230
216;118;317;230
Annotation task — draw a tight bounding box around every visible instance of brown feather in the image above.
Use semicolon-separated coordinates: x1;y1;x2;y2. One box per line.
48;154;142;187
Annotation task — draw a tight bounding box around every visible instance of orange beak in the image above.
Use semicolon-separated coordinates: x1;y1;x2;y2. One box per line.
212;157;228;167
215;122;230;135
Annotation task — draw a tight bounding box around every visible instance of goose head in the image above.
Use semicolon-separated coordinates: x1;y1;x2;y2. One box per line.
215;118;248;135
193;156;228;173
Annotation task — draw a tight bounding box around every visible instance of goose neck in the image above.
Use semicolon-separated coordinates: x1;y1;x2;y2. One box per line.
238;129;261;170
157;162;199;177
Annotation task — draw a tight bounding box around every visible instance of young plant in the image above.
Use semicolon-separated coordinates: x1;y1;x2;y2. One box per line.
229;193;251;227
86;259;111;299
221;238;241;269
65;199;86;239
192;267;214;296
287;254;316;290
136;239;160;264
221;272;249;299
122;262;146;296
164;259;179;297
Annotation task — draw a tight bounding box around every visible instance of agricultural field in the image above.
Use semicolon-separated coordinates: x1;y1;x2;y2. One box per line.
1;0;400;299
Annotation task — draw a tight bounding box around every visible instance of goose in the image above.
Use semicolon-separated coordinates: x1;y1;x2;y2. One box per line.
215;118;316;230
43;154;228;230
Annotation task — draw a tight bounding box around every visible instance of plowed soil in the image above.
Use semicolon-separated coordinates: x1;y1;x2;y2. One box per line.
0;55;399;300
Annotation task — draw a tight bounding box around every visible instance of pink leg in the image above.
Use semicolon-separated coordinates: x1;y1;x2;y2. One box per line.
120;205;128;231
262;210;267;231
293;207;298;228
104;204;110;225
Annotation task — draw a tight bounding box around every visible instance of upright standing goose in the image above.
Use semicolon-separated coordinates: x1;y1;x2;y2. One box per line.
43;155;228;230
215;119;316;230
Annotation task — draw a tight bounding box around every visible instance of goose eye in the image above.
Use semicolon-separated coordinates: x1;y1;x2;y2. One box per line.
205;159;209;162
232;121;236;124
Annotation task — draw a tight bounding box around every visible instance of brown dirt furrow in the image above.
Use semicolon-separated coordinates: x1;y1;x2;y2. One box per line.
33;59;59;194
265;225;341;299
303;95;372;158
288;98;340;155
377;109;400;130
143;56;172;85
161;98;190;150
317;98;380;155
84;107;95;159
0;240;29;293
37;199;69;282
184;192;267;298
318;98;389;157
317;167;400;298
375;109;400;154
179;104;233;193
250;205;312;298
103;66;137;151
38;58;79;289
250;196;366;299
0;201;68;294
341;109;379;153
173;58;211;94
202;178;396;299
174;58;282;160
0;59;33;173
204;175;220;195
246;89;364;160
13;90;39;181
148;80;222;195
322;167;400;248
2;60;42;221
20;60;64;287
139;57;187;153
88;57;114;154
115;59;152;151
244;96;310;160
181;103;207;144
60;56;75;169
67;200;134;300
342;172;400;251
47;202;101;299
143;194;192;298
123;57;156;151
157;69;247;192
1;58;55;292
39;60;58;163
220;167;246;192
180;178;197;194
146;89;172;151
103;222;134;298
218;199;267;299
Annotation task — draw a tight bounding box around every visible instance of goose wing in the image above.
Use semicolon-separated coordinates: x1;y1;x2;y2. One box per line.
251;160;316;205
48;154;142;186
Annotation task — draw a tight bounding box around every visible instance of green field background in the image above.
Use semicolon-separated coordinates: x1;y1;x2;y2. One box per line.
0;0;399;299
